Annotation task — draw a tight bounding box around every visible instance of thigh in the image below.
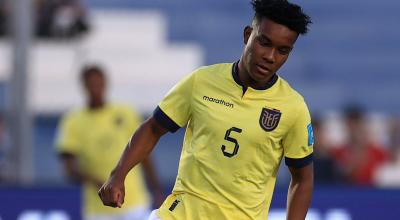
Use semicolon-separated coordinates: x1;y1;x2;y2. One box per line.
121;206;152;220
86;214;116;220
147;210;161;220
86;206;151;220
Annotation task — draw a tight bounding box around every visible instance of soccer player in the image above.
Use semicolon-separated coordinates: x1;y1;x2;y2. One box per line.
99;0;314;219
56;65;164;220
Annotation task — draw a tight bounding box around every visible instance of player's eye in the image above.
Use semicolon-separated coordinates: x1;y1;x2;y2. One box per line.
278;48;291;55
258;37;272;47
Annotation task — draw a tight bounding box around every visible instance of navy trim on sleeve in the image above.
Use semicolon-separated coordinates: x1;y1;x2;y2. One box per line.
153;106;181;133
285;153;313;168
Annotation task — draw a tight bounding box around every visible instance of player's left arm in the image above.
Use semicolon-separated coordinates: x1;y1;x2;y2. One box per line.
128;108;165;207
282;100;314;220
286;163;313;220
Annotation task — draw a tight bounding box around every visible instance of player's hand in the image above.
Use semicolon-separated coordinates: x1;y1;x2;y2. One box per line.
98;175;125;208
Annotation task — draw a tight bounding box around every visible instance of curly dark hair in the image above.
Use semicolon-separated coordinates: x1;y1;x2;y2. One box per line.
251;0;312;35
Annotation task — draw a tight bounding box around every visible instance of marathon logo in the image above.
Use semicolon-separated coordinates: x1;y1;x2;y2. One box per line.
203;96;234;108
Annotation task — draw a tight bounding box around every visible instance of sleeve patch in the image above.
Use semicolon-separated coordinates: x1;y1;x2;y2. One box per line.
307;123;314;146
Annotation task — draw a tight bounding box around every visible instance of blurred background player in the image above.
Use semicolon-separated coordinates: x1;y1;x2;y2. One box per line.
331;105;388;185
0;112;11;182
312;115;340;185
35;0;89;38
56;65;164;220
374;116;400;187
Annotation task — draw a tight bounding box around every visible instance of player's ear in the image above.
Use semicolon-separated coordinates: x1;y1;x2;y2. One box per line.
243;26;252;45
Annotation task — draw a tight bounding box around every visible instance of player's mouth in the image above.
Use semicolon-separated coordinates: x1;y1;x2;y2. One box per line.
256;64;272;75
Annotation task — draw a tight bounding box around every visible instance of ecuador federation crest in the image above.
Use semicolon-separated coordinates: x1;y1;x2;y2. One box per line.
259;107;281;132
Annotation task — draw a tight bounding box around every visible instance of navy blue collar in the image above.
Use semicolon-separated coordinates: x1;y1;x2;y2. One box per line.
232;61;278;91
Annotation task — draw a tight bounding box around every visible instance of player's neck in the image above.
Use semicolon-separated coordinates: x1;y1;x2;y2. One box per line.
237;60;272;90
88;99;105;110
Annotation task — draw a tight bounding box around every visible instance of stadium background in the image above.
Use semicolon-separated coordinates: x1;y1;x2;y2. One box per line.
0;0;399;219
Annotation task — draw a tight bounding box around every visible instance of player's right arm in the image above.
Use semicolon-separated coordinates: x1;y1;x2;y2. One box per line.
98;116;168;208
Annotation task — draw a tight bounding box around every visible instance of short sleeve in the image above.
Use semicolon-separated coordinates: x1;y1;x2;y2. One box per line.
154;72;195;132
55;114;80;155
282;101;314;168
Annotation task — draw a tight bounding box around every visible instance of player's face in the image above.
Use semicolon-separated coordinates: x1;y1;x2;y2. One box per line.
84;72;106;104
242;18;298;85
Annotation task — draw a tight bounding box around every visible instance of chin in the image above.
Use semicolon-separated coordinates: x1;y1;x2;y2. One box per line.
251;70;271;80
248;73;264;84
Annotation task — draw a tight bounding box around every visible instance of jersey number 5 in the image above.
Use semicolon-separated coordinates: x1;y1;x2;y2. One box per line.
221;127;242;158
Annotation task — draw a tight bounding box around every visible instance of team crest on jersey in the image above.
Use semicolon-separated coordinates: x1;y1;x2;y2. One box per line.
259;107;281;132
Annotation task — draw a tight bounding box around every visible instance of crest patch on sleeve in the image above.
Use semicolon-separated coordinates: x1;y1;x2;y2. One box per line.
307;123;314;146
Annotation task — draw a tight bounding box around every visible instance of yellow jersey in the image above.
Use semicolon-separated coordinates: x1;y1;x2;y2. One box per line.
153;62;313;220
56;104;150;215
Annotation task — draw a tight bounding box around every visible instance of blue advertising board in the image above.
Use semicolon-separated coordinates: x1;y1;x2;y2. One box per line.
271;186;400;220
0;186;81;220
0;186;399;220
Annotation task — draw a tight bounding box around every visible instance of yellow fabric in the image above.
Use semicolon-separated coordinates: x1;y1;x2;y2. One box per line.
157;63;313;220
56;104;150;215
